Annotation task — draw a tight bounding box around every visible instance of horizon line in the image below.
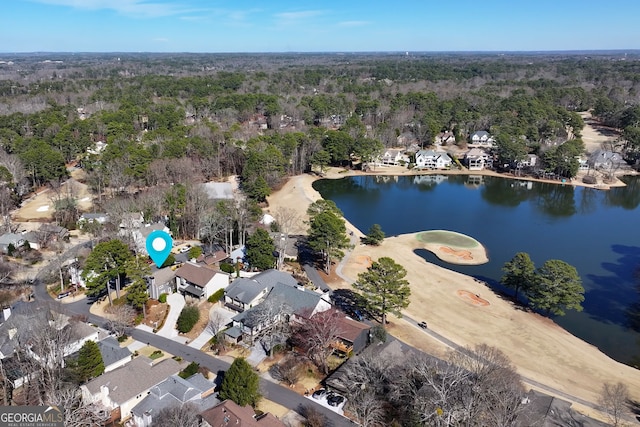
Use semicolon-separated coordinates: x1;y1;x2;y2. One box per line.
1;49;639;56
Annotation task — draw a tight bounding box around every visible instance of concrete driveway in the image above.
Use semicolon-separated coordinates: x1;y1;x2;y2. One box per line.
155;293;187;342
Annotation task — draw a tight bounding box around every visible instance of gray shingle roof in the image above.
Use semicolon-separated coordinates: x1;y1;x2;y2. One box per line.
130;373;218;421
97;337;132;368
225;278;268;305
83;356;181;405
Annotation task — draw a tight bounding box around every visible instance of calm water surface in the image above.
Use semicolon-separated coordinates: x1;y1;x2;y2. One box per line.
313;174;640;365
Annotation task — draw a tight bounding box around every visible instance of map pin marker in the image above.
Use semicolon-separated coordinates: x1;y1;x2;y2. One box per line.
146;230;173;267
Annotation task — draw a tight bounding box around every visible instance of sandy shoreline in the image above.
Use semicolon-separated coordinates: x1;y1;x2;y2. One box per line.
265;168;640;413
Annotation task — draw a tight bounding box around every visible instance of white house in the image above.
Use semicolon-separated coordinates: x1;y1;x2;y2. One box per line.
415;150;452;169
174;262;229;300
379;149;408;166
589;149;625;169
469;131;495;147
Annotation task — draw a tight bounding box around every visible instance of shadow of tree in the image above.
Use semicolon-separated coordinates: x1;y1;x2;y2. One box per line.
583;245;640;328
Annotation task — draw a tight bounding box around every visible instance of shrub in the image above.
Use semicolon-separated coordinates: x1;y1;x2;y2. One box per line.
176;305;200;333
179;362;199;379
583;175;597;184
188;246;203;259
117;334;128;343
207;288;225;303
158;293;167;303
149;350;164;360
220;263;235;274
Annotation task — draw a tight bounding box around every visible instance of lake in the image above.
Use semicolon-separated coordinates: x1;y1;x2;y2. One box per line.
313;174;640;366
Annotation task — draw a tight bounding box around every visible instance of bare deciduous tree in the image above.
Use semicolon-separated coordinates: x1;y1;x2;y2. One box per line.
104;304;136;337
152;403;200;427
273;207;301;269
270;354;303;386
245;296;292;356
292;308;344;375
599;382;631;427
48;385;109;427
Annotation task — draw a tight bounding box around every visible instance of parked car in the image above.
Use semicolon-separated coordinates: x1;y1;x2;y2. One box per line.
327;393;345;407
57;291;71;299
312;389;326;400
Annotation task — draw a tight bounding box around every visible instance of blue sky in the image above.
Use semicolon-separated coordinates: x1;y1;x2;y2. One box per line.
1;0;638;53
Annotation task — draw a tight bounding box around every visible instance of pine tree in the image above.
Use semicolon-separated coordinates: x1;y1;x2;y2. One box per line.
501;252;535;303
77;340;104;381
354;257;411;327
219;357;261;407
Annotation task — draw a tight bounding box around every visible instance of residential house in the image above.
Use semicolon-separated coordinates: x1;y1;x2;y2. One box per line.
224;269;299;313
518;154;538;168
21;231;41;250
589;149;625;169
228;245;247;265
201;181;235;201
196;249;229;270
331;315;371;355
435;131;456;145
129;373;218;427
469;130;495;147
517;389;609;427
325;339;424;394
39;223;69;241
97;337;132;373
78;212;110;226
135;222;171;256
380;149;408;166
81;356;181;422
0;233;25;254
175;262;229;300
464;148;493;170
146;267;176;300
227;280;331;344
199;399;286;427
415;150;452;169
0;302;98;362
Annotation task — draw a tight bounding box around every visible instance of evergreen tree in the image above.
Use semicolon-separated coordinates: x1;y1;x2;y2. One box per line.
245;228;275;271
363;224;385;246
501;252;535;303
125;255;151;317
527;259;584;316
81;239;133;302
354;257;411;327
307;210;350;274
77;340;104;382
219;357;261;407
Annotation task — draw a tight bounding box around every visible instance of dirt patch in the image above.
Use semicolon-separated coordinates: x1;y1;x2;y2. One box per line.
141;300;169;330
353;255;372;268
457;290;490;307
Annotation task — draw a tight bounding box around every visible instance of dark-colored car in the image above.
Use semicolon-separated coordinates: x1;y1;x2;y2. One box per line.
312;389;327;400
327;393;345;407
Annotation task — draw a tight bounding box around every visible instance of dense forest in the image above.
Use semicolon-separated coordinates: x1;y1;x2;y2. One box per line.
0;51;639;239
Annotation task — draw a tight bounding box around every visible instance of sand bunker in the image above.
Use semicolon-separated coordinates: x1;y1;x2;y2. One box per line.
457;290;490;306
354;255;372;268
440;246;473;260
